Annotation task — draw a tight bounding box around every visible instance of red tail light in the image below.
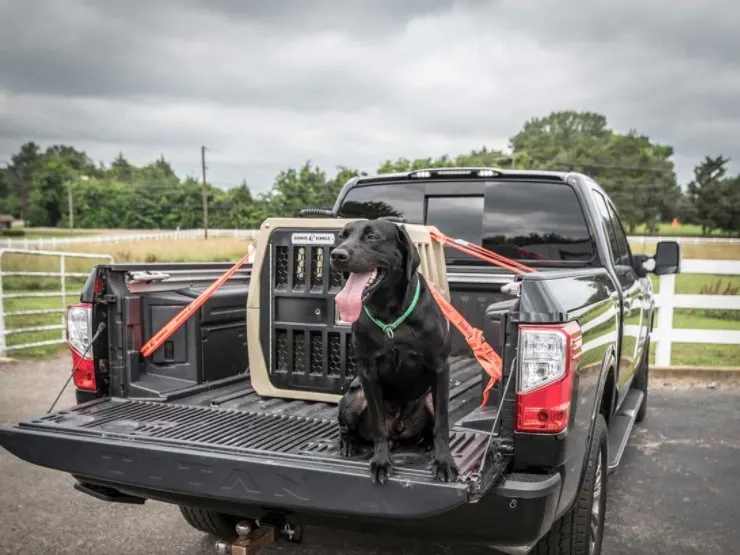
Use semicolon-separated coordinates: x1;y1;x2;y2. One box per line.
516;321;582;433
66;303;97;391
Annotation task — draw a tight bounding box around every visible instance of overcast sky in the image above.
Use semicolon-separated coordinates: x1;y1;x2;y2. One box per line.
1;0;738;191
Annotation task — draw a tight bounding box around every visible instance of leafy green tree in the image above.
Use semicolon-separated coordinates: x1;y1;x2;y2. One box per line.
108;153;135;183
510;111;611;168
716;174;740;236
510;112;678;232
3;113;738;237
6;142;42;221
687;155;730;235
267;162;327;217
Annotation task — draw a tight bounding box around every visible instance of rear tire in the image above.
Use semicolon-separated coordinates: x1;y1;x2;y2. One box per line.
632;338;650;423
179;505;241;540
533;415;607;555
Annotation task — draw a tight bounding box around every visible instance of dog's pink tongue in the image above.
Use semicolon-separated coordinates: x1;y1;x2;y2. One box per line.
335;271;374;323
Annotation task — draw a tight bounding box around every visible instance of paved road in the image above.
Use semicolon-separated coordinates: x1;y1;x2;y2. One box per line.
1;357;738;555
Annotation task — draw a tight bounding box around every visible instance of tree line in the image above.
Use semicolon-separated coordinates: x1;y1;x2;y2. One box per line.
1;111;738;236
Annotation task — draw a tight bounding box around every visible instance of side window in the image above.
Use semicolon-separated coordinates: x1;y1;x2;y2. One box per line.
606;202;632;267
425;196;484;262
592;191;621;265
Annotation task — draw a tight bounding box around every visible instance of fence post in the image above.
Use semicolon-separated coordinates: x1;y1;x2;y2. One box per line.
655;273;676;366
0;250;5;357
60;254;66;343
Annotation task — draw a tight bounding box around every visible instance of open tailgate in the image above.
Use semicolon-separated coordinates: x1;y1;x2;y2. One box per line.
0;397;506;519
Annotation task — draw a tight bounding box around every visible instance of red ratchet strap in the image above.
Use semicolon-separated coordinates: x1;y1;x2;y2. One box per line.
140;243;256;358
428;230;536;407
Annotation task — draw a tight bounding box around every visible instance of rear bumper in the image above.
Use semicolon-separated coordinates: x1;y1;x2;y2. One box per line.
1;425;560;547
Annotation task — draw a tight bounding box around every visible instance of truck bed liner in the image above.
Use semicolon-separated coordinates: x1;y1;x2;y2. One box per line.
184;355;484;424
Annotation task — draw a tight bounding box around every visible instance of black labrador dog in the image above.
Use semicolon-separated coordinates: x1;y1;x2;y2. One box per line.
330;219;459;484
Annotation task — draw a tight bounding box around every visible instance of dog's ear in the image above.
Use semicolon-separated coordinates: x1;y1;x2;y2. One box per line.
396;224;421;281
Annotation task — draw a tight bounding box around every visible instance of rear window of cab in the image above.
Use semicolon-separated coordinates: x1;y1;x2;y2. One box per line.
337;180;595;265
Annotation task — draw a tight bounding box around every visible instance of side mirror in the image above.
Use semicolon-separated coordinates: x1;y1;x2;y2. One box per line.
648;241;681;275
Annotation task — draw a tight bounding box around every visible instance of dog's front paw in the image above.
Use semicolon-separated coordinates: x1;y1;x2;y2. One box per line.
339;431;358;458
431;451;459;482
369;454;393;485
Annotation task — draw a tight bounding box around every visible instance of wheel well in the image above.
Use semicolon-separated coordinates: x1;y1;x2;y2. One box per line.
600;367;616;424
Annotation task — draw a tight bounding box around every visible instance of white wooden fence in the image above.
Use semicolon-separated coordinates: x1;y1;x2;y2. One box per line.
0;247;738;366
632;236;739;245
2;229;259;250
3;231;738;251
0;249;114;356
654;259;740;367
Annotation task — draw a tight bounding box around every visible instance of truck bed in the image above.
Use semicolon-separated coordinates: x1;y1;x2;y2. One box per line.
1;357;509;519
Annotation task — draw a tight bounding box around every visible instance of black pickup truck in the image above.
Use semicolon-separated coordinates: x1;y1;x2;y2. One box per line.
0;168;680;554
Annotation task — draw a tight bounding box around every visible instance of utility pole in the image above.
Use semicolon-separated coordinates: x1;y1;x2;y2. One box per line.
201;145;209;239
68;182;74;229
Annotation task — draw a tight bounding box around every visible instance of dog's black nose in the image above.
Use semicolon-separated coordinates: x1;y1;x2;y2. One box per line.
331;248;350;264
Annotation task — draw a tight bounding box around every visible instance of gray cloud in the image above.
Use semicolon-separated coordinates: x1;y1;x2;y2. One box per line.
1;0;738;191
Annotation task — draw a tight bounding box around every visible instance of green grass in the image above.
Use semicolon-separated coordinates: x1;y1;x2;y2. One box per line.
650;342;740;368
3;293;79;358
646;273;740;295
631;222;736;237
630;240;740;261
672;309;740;329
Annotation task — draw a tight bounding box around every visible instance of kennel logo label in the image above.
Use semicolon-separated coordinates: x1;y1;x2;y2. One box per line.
290;233;335;246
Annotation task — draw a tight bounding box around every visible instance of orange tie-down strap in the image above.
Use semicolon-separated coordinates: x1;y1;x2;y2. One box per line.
140;243;256;358
427;230;537;407
426;280;502;408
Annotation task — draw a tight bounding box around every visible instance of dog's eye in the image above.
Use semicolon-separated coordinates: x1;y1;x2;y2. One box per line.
365;233;380;241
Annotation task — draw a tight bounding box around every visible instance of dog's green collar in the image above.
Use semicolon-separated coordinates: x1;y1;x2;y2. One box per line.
363;276;421;339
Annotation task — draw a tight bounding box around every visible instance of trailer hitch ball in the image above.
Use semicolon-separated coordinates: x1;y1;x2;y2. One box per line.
214;520;275;555
235;521;253;537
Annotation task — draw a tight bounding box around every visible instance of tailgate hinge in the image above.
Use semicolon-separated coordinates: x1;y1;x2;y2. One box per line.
466;366;516;502
466;440;513;500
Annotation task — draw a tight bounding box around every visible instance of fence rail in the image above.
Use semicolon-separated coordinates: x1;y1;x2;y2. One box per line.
2;229;260;250
654;259;740;366
3;230;738;250
630;235;739;245
0;248;114;356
